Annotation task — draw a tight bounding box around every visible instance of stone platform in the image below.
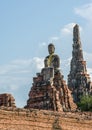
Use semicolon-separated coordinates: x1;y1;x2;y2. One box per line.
25;68;77;112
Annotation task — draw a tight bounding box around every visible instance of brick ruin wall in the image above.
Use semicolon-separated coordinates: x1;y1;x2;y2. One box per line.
0;107;92;130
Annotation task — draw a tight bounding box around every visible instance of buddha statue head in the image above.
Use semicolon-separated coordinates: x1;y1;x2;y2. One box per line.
48;43;55;55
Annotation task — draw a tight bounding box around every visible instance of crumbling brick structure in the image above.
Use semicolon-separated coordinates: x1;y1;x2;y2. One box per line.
68;24;92;102
25;44;77;111
0;93;16;107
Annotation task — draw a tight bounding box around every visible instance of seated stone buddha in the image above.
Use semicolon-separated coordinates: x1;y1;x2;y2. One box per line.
44;43;60;72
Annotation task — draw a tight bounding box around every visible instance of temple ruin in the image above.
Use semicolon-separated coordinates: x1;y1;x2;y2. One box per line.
25;44;77;111
0;93;16;108
68;24;92;103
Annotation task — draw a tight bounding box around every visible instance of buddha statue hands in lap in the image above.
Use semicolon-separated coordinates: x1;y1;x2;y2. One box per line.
44;43;60;72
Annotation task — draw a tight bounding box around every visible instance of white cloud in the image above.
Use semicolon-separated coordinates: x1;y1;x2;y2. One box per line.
39;42;47;47
74;3;92;56
84;51;92;67
0;57;44;90
0;58;44;75
49;36;59;42
61;23;83;36
87;68;92;80
75;3;92;21
84;51;92;60
61;57;71;68
61;23;76;35
0;57;44;107
84;51;92;80
33;57;44;70
11;59;32;66
39;23;82;52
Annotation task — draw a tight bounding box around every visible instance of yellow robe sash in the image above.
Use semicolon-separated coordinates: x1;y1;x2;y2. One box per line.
48;53;54;67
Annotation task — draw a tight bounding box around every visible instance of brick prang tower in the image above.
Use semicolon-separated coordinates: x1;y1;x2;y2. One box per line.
68;24;92;103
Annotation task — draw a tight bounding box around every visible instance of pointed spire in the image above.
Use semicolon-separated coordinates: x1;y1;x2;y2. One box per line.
73;24;80;43
72;24;83;60
68;24;92;103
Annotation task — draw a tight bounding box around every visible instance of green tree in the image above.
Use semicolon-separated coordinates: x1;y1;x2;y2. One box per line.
77;95;92;111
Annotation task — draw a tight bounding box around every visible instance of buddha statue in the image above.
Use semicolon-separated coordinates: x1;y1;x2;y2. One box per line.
44;43;60;72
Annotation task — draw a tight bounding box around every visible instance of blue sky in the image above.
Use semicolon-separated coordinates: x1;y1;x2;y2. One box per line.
0;0;92;107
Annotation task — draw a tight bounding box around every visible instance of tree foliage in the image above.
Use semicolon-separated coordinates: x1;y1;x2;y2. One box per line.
77;95;92;111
